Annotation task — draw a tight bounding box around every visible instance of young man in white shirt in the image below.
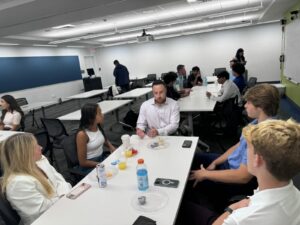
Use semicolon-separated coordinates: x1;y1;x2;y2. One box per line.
213;119;300;225
136;80;180;137
206;71;241;105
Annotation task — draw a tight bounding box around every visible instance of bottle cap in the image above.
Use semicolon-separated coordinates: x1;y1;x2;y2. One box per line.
137;158;144;164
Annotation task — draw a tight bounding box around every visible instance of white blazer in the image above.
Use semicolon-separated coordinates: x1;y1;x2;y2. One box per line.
6;156;72;225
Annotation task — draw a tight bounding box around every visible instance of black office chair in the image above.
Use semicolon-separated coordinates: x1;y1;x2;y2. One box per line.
0;186;20;225
15;97;28;106
247;77;257;88
40;118;68;169
62;133;86;184
146;74;157;83
210;96;241;150
160;73;167;80
34;130;53;163
214;68;226;76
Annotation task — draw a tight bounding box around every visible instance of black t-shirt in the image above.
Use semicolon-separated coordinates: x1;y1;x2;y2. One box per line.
166;86;181;100
187;74;203;88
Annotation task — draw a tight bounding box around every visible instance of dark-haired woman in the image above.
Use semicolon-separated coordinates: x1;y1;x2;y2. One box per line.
0;95;24;131
76;103;116;173
235;48;247;66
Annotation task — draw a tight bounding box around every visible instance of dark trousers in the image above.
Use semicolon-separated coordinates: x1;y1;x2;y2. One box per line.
176;152;257;225
120;84;130;93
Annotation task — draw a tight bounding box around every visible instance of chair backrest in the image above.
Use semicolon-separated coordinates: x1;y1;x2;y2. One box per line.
34;130;52;155
147;74;157;82
214;67;226;76
0;187;20;225
40;118;68;139
160;73;167;80
15;98;28;106
247;77;257;88
62;133;79;168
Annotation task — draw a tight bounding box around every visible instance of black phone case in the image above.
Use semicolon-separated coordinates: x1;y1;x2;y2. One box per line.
154;178;179;188
182;140;192;148
133;215;156;225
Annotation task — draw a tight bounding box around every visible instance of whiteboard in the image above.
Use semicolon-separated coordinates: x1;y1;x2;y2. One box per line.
284;18;300;84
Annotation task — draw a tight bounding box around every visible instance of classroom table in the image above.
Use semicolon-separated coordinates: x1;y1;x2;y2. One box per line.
205;76;218;83
0;131;22;142
21;101;57;127
58;100;132;122
66;89;108;107
31;135;199;225
178;84;220;135
113;88;152;100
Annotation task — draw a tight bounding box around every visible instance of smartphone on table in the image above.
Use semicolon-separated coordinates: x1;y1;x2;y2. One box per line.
154;178;179;188
182;140;192;148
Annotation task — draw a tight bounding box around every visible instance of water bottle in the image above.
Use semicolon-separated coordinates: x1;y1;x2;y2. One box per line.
97;163;107;188
136;159;149;191
203;76;207;86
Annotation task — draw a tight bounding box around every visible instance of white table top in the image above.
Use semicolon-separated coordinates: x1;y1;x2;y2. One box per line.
272;83;286;88
66;89;108;100
32;135;198;225
0;131;22;142
21;101;56;113
58;100;132;121
114;88;152;99
145;82;153;87
206;76;217;83
178;84;220;112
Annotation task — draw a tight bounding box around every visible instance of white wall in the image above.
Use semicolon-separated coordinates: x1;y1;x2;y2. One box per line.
96;22;281;86
0;46;97;103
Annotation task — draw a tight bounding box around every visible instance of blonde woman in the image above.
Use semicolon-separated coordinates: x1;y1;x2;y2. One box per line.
0;133;71;225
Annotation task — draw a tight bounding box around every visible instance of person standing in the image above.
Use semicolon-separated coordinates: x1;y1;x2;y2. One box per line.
113;60;130;93
235;48;246;66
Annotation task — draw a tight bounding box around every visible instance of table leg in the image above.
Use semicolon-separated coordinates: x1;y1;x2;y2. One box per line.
115;109;119;122
188;113;193;136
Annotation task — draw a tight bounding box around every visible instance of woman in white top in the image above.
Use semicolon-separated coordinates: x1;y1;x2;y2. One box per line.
0;95;24;131
76;103;116;174
0;133;72;225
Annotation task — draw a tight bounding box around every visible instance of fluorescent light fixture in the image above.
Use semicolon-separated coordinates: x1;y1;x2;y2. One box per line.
187;0;197;2
33;44;57;47
52;24;75;29
66;45;86;48
0;43;20;46
0;0;36;11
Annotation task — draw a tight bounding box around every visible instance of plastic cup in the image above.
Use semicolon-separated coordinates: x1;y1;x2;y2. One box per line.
121;134;130;149
118;157;127;170
125;149;133;158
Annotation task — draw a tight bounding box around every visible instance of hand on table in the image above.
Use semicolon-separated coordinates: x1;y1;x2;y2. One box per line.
136;128;145;139
147;128;158;138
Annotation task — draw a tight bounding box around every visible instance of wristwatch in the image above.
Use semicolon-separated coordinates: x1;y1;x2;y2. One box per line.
224;207;234;214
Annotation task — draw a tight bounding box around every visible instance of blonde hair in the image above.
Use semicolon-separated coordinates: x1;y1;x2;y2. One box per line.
0;133;54;197
243;119;300;181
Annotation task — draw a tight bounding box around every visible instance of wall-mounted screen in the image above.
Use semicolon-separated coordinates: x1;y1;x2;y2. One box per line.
0;56;82;93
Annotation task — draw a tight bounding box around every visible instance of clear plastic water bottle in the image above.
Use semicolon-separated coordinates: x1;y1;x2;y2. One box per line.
203;76;207;86
136;158;149;191
97;163;107;188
